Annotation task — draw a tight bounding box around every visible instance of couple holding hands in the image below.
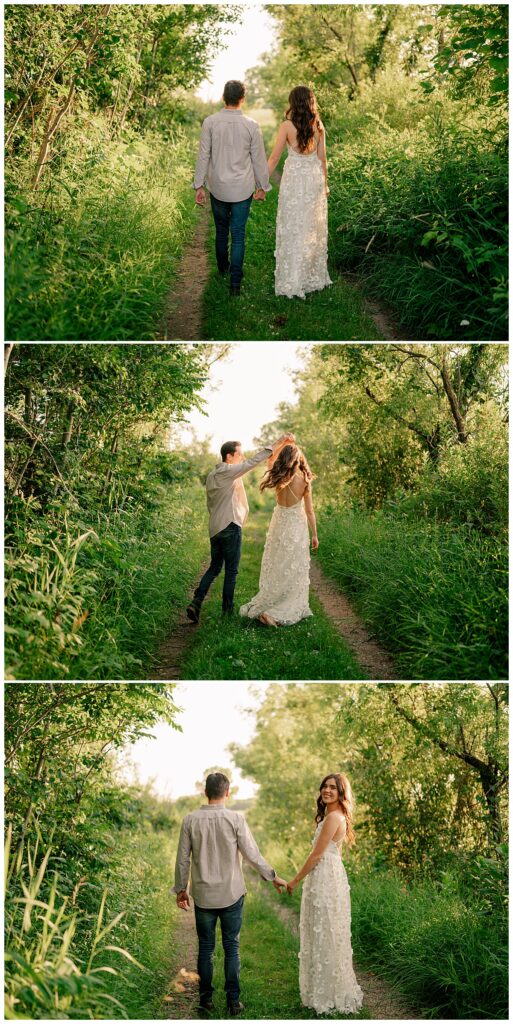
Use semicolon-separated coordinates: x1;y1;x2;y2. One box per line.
173;771;363;1017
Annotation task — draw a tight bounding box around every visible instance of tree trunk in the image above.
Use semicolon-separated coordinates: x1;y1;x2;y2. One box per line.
440;353;468;443
31;80;76;188
4;343;15;376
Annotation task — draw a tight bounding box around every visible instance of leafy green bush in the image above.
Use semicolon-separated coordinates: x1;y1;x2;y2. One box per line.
5;123;197;341
327;76;507;339
317;508;507;679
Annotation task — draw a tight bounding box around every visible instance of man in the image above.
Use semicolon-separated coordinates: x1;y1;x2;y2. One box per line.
186;433;293;623
193;80;271;296
173;772;286;1015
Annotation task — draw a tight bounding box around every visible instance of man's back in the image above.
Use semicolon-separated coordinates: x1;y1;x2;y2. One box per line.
195;108;270;203
174;803;275;909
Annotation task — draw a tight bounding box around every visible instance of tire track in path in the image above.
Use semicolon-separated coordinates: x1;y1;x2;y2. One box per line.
160;203;210;341
310;560;398;680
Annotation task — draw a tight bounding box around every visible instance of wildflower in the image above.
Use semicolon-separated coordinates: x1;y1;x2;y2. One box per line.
460;319;470;326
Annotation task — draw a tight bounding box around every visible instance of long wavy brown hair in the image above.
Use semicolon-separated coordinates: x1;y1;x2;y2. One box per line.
286;85;322;152
315;772;356;846
259;443;314;493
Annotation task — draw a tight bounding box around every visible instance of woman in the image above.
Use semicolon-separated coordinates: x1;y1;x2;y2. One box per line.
286;774;363;1016
267;86;332;299
239;440;318;627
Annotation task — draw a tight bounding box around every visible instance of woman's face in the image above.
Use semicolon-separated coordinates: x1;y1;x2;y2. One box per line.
321;777;340;807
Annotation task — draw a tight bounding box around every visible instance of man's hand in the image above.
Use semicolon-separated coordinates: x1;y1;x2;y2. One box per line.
195;187;206;206
176;890;190;910
254;188;266;201
273;876;287;893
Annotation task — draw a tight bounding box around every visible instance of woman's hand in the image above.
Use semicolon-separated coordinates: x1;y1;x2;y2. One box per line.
311;535;319;551
286;879;298;894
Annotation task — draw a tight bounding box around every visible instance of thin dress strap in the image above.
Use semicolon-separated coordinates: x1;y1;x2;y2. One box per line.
279;474;303;506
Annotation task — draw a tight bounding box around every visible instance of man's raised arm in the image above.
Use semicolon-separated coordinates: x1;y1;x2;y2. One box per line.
221;434;294;481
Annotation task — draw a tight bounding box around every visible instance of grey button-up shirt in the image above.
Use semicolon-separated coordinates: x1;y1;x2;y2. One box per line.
206;448;271;538
173;805;276;909
193;108;272;202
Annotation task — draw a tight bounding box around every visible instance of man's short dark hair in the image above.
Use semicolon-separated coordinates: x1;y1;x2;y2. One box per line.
223;80;245;106
205;772;230;799
221;441;241;462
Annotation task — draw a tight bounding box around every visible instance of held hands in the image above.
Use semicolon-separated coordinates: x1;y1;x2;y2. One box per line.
286;880;298;895
253;188;266;201
195;187;206;206
273;876;287;893
176;891;190;911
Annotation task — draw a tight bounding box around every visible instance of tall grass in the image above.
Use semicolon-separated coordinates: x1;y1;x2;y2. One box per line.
5;481;208;680
349;861;508;1020
4;826;139;1020
327;75;507;340
317;508;507;680
5;122;197;340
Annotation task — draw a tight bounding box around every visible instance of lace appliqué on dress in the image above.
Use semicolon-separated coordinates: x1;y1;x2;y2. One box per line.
239;503;312;626
299;822;363;1015
275;147;332;300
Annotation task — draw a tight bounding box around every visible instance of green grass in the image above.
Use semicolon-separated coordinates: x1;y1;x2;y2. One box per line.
200;185;382;341
101;829;180;1020
5;481;208;680
348;866;508;1020
316;507;508;681
5;131;197;341
181;515;366;680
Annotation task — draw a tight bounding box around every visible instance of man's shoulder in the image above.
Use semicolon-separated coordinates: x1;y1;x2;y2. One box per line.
241;113;260;131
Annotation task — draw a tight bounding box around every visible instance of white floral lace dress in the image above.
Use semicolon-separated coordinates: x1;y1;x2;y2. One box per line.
275;145;332;299
239;497;312;626
299;819;363;1016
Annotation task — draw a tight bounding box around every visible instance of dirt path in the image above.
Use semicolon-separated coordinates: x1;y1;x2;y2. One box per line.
152;569;207;680
310;561;397;680
162;901;200;1019
248;873;420;1021
160;204;210;341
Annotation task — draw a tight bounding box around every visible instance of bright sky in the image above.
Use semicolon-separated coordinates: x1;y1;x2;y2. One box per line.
117;683;269;799
176;343;307;454
197;5;276;102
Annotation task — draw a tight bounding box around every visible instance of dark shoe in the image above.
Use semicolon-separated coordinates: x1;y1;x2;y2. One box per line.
227;1001;245;1016
218;265;229;276
229;284;241;297
186;601;200;623
199;997;214;1011
222;606;234;616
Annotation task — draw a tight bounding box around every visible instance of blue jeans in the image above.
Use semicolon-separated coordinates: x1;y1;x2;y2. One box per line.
194;895;244;1003
210;193;253;286
194;522;242;612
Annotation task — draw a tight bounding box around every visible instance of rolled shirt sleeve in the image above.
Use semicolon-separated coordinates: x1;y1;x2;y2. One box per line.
236;818;276;881
172;818;192;894
250;125;272;192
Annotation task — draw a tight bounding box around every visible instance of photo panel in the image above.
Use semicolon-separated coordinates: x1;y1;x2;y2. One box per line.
4;4;507;343
5;341;508;683
4;681;509;1020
